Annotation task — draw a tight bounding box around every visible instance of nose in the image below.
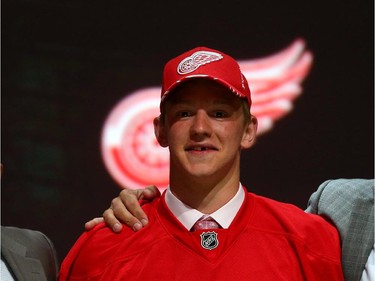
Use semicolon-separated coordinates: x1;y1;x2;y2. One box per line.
190;110;212;139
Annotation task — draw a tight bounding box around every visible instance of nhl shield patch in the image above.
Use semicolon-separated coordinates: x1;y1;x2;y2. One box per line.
200;231;219;250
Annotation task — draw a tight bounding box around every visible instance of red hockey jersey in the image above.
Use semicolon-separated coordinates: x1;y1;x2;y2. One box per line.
59;189;344;280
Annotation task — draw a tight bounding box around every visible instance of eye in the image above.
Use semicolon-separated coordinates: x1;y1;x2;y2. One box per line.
213;111;226;118
179;111;190;118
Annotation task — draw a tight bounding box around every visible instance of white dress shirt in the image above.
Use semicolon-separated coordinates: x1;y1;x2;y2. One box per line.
1;258;15;281
165;183;245;230
361;246;374;281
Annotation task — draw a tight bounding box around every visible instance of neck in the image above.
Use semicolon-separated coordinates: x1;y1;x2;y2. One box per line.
169;170;240;214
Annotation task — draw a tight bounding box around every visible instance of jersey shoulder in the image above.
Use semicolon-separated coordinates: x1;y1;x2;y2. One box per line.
247;192;341;261
60;199;165;280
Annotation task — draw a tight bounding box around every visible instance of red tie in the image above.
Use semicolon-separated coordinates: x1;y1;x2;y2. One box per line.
191;216;221;231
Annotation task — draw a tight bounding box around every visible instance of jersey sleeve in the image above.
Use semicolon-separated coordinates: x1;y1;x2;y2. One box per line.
59;222;113;281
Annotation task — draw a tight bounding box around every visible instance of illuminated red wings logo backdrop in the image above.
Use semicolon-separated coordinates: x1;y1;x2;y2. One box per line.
101;39;313;192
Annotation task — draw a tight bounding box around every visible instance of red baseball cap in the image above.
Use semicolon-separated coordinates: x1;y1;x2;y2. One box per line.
160;46;252;108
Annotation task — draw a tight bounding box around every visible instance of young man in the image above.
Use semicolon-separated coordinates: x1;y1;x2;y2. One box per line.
60;46;344;280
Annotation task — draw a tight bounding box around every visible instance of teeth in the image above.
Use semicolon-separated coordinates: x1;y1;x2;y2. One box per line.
187;146;212;151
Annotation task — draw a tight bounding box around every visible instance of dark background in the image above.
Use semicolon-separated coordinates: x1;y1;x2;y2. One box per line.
2;0;373;261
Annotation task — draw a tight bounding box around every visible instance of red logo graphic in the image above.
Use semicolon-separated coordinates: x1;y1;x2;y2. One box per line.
101;88;169;191
101;39;313;192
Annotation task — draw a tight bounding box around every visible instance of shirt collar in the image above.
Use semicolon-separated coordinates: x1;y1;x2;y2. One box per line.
165;183;245;230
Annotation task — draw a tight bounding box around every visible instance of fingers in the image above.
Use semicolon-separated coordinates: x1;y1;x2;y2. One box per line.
102;207;123;233
142;185;161;200
84;217;104;231
102;186;160;233
103;194;145;232
117;189;149;229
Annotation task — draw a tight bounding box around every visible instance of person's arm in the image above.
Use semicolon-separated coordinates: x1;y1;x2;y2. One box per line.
85;185;160;233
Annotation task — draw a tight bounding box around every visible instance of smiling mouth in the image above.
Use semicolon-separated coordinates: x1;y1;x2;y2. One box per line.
186;146;217;151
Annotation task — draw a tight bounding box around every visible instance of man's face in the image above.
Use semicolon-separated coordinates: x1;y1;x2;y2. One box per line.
154;79;257;182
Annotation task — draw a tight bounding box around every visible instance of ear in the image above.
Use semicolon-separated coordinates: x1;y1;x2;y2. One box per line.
154;116;168;147
240;115;258;149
